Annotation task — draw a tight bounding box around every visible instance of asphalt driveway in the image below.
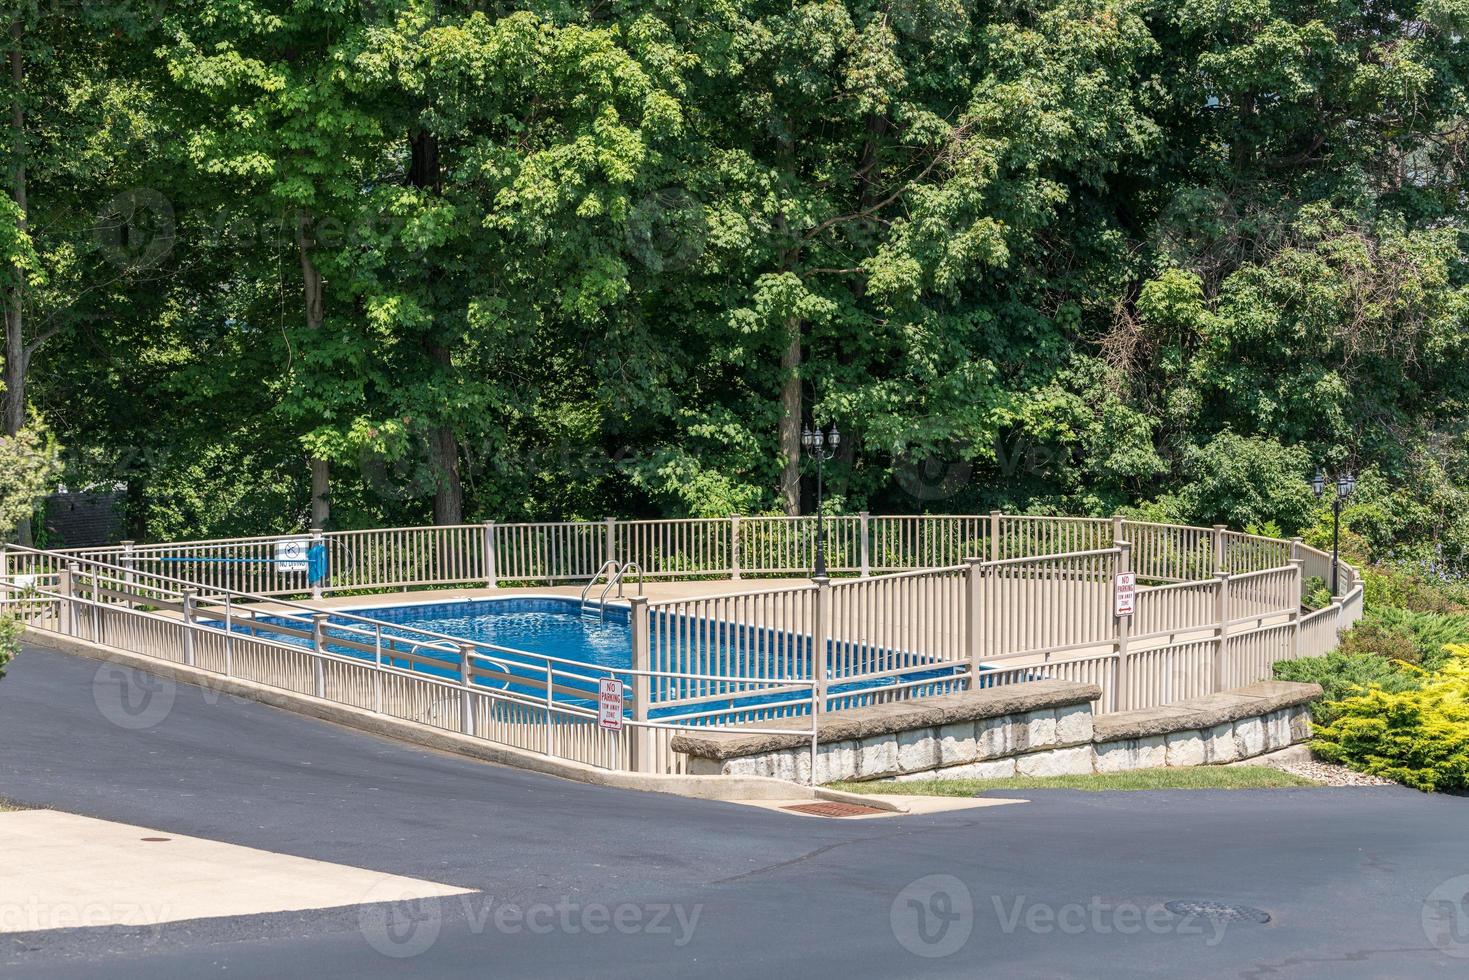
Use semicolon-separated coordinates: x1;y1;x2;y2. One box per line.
1;645;1465;978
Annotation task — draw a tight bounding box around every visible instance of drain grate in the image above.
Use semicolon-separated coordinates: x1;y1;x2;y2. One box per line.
782;801;888;818
1164;901;1271;924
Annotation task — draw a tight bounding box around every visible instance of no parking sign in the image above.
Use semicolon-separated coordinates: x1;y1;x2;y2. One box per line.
1114;572;1136;617
598;678;624;731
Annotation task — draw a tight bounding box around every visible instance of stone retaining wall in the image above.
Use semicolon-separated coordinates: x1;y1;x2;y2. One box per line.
670;680;1322;784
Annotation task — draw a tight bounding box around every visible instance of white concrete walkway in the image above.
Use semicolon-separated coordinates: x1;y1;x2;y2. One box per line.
0;810;474;932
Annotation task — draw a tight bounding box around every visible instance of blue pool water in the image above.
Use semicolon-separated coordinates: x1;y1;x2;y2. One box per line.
209;597;966;718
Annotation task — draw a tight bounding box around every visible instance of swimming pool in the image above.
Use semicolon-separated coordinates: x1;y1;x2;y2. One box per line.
210;596;967;718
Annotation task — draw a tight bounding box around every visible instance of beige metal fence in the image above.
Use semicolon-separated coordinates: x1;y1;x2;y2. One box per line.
7;514;1365;780
40;512;1329;597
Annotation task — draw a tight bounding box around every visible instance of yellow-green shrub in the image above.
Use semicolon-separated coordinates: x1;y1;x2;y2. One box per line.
1312;645;1469;792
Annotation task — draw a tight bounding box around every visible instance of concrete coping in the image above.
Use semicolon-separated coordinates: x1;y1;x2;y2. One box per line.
1092;680;1324;742
669;679;1101;761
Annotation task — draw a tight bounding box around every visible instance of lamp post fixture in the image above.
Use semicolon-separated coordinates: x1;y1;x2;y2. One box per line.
1310;469;1356;595
801;423;840;579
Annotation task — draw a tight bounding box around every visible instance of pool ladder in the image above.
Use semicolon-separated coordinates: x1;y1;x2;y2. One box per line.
580;560;643;621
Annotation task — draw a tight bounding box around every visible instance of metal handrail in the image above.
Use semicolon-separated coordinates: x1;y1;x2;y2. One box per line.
593;561;643;621
580;559;621;616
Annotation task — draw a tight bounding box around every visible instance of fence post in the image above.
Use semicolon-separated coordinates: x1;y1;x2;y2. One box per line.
988;511;1002;561
309;527;324;599
604;517;616;567
859;511;871;577
59;563;75;636
1111;514;1124;544
629;596;652;772
1112;543;1131;713
224;595;235;678
813;576;831;717
483;521;497;589
1289;557;1305;658
121;540;136;602
459;643;476;736
965;558;983;687
311;613;328;698
181;588;197;667
1213;572;1230;692
730;515;742;580
1290;536;1303;561
1212;524;1227;572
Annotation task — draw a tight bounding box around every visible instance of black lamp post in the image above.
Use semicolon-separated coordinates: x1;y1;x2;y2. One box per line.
801;423;840;579
1310;469;1356;595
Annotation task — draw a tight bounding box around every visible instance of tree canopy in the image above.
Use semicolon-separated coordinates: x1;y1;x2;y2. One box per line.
4;0;1469;571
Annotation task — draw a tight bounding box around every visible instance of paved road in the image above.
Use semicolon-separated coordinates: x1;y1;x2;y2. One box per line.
1;645;1466;979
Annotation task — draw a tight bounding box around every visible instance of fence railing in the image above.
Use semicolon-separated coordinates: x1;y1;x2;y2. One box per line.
37;512;1338;598
6;513;1365;781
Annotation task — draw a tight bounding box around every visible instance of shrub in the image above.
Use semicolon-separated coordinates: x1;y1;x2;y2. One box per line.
1273;652;1420;726
1361;565;1467;614
1371;609;1469;669
1311;646;1469;792
0;614;21;681
1302;576;1331;610
1338;619;1423;664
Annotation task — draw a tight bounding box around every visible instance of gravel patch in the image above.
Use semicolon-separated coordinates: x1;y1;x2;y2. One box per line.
1257;757;1397;787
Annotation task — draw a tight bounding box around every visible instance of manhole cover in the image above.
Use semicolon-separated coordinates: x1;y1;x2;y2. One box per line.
140;837;172;842
1164;901;1271;924
782;801;888;818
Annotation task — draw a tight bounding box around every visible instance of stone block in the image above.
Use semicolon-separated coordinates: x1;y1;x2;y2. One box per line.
1094;735;1167;773
1233;716;1266;758
1016;745;1094;777
892;758;1018;781
975;716;1014;759
1288;707;1312;744
815;740;859;784
896;729;941;774
857;737;899;778
1021;709;1058;749
1203;722;1239;764
937;721;977;765
1165;730;1206;767
1264;709;1293;750
725;754;772;778
770;751;802;783
1055;703;1093;745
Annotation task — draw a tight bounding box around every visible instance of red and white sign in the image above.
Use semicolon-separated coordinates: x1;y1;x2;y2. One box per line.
597;677;624;731
1114;572;1137;617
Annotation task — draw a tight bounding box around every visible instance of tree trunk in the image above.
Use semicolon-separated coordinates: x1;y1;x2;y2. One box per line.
309;457;330;528
429;423;462;525
7;24;31;544
779;315;802;515
424;337;461;525
408;128;462;525
297;209;330;528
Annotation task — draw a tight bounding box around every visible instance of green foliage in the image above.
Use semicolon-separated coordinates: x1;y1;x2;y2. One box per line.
1302;577;1331;610
1337;621;1424;665
1354;608;1469;671
1139;434;1315;531
1312;646;1469;792
0;615;22;681
6;0;1469;547
0;426;62;539
1360;564;1469;615
1273;652;1421;727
